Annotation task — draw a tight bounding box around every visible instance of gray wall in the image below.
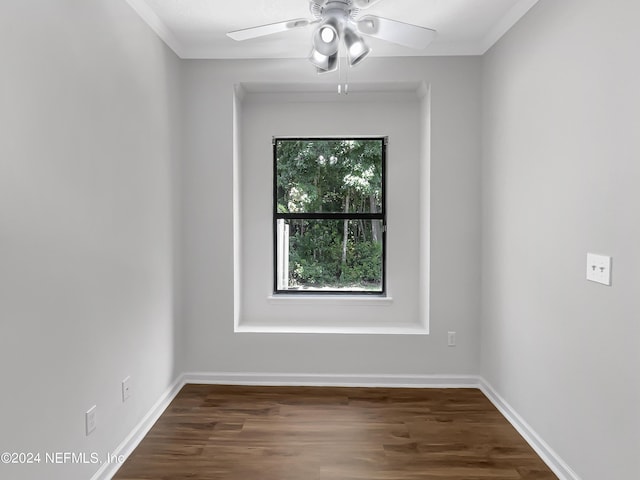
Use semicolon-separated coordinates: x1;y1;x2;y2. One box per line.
0;1;182;479
481;0;640;478
181;57;482;375
6;1;638;478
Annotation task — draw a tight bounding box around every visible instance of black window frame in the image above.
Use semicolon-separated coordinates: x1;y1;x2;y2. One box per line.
272;136;387;296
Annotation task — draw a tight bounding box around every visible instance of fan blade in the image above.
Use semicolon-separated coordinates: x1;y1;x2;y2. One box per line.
352;0;386;8
227;18;310;41
356;15;436;49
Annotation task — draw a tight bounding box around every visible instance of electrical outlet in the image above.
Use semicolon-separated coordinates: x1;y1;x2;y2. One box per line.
448;331;456;347
122;376;131;402
586;253;612;286
86;406;96;435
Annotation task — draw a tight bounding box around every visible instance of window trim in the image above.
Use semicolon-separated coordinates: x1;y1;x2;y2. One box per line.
272;136;388;296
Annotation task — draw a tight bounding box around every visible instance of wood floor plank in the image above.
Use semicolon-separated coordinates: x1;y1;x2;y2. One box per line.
113;385;557;480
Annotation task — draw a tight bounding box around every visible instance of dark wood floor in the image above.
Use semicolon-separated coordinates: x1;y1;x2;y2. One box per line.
113;385;557;480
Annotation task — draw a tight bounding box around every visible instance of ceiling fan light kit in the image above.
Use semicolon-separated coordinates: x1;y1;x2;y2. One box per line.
343;25;371;66
310;1;368;73
309;48;338;72
227;0;436;72
312;17;340;56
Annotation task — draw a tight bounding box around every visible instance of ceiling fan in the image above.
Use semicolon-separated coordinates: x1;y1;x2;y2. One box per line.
227;0;437;73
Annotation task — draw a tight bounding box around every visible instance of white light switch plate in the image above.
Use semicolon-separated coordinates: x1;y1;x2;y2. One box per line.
586;253;611;286
122;376;131;402
86;405;96;435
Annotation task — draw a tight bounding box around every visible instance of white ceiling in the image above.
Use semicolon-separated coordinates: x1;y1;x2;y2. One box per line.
126;0;539;59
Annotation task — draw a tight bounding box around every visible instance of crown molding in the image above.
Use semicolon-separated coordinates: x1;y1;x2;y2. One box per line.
125;0;186;58
481;0;540;54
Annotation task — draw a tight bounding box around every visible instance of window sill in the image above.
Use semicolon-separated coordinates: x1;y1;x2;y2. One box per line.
267;294;394;307
237;296;428;335
234;322;428;335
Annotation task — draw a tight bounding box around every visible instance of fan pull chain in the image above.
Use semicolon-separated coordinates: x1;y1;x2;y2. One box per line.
337;55;342;94
337;56;349;95
344;57;349;95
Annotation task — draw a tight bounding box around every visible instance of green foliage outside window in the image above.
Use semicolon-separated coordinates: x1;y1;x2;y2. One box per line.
275;138;385;292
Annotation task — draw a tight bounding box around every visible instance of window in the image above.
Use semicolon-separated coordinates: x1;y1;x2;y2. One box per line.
273;137;386;295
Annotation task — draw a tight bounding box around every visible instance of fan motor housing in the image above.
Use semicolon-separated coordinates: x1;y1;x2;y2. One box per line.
310;0;359;21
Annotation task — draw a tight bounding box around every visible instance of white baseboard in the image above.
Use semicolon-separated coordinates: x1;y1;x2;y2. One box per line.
93;372;578;480
182;371;481;388
479;379;581;480
90;374;186;480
